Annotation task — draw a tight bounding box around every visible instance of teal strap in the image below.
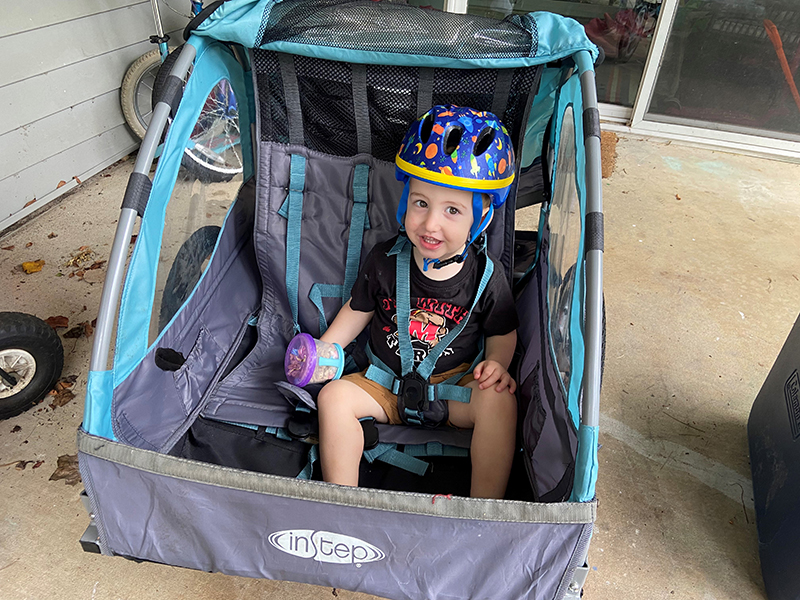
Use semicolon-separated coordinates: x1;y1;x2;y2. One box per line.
396;243;495;381
286;154;307;335
363;443;429;476
404;442;469;458
395;241;414;376
297;444;319;480
429;337;485;403
364;345;402;393
344;164;370;303
309;283;343;335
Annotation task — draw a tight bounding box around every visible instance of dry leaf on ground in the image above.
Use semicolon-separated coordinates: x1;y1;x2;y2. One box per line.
45;316;69;329
21;260;45;274
48;232;58;239
49;389;75;408
1;245;14;251
49;454;81;486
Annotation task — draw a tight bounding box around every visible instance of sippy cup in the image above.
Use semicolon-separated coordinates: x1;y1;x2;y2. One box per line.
284;333;344;387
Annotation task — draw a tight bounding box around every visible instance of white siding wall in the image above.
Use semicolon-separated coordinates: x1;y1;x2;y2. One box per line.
0;0;185;232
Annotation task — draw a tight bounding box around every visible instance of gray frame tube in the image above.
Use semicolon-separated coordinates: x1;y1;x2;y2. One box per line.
89;44;197;372
575;50;603;430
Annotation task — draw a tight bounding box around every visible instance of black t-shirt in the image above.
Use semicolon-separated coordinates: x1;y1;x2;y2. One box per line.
349;237;519;375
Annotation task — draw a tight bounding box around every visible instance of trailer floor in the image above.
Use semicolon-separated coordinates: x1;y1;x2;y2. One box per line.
1;137;798;600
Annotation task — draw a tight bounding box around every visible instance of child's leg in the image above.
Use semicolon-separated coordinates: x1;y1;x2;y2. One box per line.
447;382;517;499
317;379;389;487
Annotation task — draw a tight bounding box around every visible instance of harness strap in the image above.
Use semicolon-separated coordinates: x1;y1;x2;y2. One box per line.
309;283;342;334
343;164;370;304
285;154;307;335
392;237;494;380
363;443;429;476
364;238;494;418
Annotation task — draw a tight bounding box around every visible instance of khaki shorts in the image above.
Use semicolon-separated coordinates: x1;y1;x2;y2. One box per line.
340;363;475;425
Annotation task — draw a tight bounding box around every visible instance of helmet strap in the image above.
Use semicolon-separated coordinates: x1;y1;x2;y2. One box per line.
395;180;411;227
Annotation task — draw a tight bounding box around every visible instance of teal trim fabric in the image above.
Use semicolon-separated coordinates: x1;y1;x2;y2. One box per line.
569;424;598;502
114;39;251;387
192;0;598;66
546;73;586;432
563;77;587;430
520;67;561;170
285;154;307;335
82;370;116;440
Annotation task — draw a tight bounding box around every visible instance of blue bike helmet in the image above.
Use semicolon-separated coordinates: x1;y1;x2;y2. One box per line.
395;105;515;268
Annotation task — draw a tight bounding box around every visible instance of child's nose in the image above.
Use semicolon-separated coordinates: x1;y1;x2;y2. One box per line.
423;211;441;231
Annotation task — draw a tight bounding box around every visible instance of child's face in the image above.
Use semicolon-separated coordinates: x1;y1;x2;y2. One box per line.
405;178;481;263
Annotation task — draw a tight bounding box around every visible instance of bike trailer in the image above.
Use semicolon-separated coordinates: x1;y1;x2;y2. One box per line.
78;1;604;598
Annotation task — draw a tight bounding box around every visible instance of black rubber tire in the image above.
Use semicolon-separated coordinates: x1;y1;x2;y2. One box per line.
158;226;221;332
0;313;64;420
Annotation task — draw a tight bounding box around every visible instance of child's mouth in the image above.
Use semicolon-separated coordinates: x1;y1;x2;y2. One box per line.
418;236;442;251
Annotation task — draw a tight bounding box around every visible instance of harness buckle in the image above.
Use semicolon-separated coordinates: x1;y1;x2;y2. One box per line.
397;372;447;428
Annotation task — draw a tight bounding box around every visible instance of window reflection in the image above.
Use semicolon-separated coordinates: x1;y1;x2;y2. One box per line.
467;0;662;107
649;0;800;139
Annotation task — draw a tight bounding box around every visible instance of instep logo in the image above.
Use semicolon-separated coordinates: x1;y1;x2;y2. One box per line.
269;529;385;565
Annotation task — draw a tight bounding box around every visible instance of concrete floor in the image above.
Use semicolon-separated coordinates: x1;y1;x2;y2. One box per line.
1;137;798;600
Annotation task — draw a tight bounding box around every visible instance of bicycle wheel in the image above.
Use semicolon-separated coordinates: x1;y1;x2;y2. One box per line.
121;48;166;140
181;79;243;183
158;225;221;331
0;313;64;420
152;46;243;183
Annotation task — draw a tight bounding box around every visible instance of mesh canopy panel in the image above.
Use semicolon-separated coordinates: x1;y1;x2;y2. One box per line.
253;50;541;162
257;0;537;59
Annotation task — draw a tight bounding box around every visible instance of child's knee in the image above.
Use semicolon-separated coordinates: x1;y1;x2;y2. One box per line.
472;387;517;422
317;380;348;414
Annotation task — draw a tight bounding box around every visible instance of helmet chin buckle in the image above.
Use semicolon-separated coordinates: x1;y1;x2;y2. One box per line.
429;253;465;270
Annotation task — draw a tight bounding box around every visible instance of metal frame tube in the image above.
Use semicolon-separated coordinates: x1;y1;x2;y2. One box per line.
576;51;604;429
150;0;166;39
89;43;197;372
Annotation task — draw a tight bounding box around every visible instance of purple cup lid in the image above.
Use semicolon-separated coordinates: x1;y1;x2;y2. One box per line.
284;333;317;388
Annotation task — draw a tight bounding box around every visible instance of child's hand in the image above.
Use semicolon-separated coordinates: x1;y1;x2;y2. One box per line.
473;360;517;394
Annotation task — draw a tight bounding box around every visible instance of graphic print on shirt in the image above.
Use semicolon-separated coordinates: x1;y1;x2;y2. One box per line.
382;297;469;364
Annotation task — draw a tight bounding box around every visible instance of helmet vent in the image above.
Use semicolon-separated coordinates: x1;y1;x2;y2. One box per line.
443;126;464;155
473;127;496;156
419;112;435;144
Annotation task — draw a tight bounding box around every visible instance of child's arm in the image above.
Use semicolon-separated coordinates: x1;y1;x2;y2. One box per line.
319;299;374;347
473;331;517;393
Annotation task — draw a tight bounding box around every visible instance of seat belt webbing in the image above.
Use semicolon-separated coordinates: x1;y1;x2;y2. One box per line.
286;154;306;334
343;163;370;303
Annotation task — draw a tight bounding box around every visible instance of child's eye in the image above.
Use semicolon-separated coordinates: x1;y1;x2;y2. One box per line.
447;206;460;215
414;199;428;209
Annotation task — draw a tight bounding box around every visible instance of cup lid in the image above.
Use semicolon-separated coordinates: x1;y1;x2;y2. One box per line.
284;333;317;388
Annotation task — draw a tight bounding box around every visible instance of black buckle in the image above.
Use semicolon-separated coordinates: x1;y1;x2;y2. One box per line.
149;34;171;45
285;410;317;441
398;372;429;412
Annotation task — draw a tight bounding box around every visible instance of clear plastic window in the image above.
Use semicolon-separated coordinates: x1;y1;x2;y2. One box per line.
547;106;581;393
149;78;244;344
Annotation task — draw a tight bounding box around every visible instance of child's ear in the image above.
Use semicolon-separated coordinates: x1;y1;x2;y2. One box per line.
480;205;493;227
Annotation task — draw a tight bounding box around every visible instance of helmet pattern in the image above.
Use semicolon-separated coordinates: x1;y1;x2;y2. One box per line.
395;105;515;208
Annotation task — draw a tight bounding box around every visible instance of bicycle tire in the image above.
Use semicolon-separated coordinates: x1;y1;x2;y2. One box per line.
158;226;221;332
152;45;242;183
0;312;64;420
121;48;168;140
